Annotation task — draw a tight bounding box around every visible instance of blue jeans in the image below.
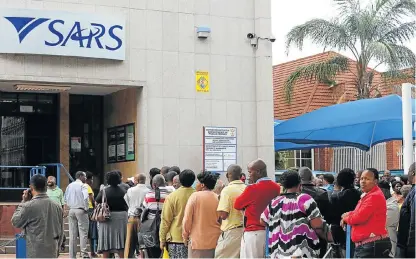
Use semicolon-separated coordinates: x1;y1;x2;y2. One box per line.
354;238;392;258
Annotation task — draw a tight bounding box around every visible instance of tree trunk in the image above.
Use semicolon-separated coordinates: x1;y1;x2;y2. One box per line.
355;63;371;99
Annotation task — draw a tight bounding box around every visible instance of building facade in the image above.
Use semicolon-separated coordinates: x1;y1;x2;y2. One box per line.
0;0;275;197
273;52;415;172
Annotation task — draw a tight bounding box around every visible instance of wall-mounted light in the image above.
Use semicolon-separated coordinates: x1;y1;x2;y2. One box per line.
196;27;211;39
14;84;71;92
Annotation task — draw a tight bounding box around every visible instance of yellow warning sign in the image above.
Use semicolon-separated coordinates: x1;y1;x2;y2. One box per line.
195;71;210;93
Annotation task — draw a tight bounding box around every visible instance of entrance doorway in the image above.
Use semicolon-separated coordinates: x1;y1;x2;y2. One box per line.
69;95;103;188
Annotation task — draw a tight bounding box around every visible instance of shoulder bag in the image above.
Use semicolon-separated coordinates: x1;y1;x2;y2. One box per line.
91;188;111;222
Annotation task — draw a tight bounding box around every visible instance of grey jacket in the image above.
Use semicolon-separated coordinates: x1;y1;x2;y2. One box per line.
11;193;64;258
386;197;400;257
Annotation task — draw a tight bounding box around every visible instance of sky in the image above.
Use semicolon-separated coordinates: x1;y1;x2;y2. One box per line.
271;0;416;71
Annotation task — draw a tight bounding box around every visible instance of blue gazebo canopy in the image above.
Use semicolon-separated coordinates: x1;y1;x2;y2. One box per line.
275;95;415;151
274;120;336;151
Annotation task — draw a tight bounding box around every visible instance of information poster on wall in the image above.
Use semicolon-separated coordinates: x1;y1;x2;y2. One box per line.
107;123;135;163
107;129;117;163
70;137;81;153
195;71;210;93
126;124;135;161
116;127;126;161
203;126;237;172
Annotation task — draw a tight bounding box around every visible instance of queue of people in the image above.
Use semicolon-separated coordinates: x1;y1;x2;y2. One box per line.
10;159;416;259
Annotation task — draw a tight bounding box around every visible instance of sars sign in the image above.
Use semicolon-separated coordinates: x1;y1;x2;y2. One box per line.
0;9;125;60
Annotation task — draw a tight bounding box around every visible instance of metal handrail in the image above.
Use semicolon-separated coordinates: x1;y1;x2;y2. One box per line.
0;168;46;169
0;166;46;190
38;163;74;187
0;163;73;190
0;163;73;256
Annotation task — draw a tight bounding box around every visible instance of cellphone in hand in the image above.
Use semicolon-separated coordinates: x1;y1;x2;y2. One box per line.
27;188;33;199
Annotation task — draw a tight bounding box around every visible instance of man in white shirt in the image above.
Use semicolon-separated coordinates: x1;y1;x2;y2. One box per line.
124;174;150;258
64;171;89;259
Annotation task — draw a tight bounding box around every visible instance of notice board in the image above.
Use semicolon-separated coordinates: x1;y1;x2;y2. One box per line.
203;126;237;172
107;123;135;163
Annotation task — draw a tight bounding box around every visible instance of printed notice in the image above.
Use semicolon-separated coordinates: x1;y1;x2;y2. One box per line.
108;145;116;158
203;127;237;172
71;137;81;152
127;133;134;152
117;144;125;156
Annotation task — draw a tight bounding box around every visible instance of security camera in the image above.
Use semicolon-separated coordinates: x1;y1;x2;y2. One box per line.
268;37;276;43
247;33;256;39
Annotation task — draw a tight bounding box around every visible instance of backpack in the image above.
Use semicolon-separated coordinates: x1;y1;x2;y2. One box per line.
137;188;162;249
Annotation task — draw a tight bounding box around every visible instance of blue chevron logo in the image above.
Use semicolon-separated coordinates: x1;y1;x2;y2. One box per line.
5;16;50;43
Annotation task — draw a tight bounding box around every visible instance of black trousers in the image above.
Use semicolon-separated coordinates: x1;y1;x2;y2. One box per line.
354;238;392;258
396;245;416;258
146;247;162;258
318;238;327;258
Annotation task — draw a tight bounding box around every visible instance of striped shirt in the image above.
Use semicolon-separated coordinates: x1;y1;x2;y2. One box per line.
261;193;321;258
141;187;172;219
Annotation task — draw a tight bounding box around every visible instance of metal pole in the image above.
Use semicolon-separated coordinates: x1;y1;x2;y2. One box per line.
346;225;351;258
265;226;269;258
402;83;413;174
57;166;61;188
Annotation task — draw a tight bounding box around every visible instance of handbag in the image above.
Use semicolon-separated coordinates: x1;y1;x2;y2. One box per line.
91;188;111;222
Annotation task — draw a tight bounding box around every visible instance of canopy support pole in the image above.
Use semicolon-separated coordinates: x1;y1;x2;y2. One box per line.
369;123;376;168
402;83;414;175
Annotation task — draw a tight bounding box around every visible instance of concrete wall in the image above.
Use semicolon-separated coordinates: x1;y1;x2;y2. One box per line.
0;0;275;179
103;88;138;179
136;0;275;178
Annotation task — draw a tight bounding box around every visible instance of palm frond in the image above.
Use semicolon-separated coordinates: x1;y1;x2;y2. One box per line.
371;0;415;43
285;19;351;54
382;69;415;80
284;0;415;100
333;0;361;15
374;0;415;25
284;56;350;102
378;21;416;44
381;69;415;91
372;0;397;15
369;42;416;69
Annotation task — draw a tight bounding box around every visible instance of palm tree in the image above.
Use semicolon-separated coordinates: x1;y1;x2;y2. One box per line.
284;0;415;102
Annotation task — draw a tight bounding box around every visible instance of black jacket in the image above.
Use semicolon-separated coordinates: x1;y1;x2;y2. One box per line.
301;184;331;220
397;185;415;258
327;187;361;244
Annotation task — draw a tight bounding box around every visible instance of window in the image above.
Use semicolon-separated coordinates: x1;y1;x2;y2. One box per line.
275;149;314;170
0;93;56;115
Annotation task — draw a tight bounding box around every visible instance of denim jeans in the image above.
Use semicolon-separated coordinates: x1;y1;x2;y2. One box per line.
354;238;392;258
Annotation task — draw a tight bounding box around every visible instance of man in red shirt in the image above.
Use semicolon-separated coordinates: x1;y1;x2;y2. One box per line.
234;159;281;258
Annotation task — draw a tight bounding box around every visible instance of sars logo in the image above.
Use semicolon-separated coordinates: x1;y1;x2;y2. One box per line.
4;16;123;51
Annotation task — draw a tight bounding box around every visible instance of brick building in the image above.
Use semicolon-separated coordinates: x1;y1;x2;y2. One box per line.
273;51;415;172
